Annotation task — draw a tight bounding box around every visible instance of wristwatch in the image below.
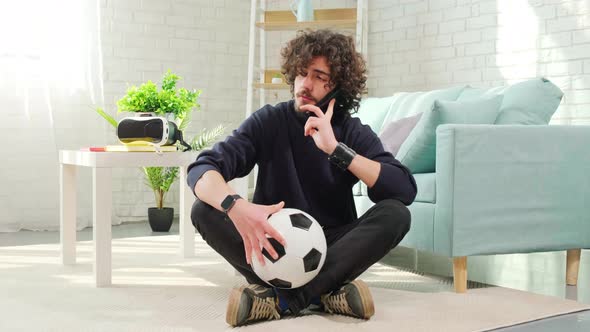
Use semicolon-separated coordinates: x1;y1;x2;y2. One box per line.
221;194;242;214
328;142;357;170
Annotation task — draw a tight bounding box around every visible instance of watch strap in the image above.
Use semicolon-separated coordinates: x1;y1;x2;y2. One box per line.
328;142;357;170
221;194;242;214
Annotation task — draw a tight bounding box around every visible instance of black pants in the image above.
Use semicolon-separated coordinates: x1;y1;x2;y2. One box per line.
191;198;411;314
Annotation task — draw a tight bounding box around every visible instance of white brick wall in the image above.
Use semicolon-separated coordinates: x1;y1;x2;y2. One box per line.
5;0;588;230
368;0;590;124
262;0;357;105
1;1;108;232
93;0;590;224
99;0;251;225
2;0;251;231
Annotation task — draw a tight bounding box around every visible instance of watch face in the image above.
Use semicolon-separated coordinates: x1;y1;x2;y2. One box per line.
221;195;237;211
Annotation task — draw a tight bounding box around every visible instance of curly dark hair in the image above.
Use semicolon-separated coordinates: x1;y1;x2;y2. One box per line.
280;29;367;116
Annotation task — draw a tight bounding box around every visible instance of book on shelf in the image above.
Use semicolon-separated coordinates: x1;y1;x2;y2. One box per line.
106;145;178;152
80;146;106;152
81;145;178;152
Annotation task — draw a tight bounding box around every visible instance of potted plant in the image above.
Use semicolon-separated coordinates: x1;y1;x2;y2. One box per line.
143;124;225;232
271;73;283;84
96;70;226;232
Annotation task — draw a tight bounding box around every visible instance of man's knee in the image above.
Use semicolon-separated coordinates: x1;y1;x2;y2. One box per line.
372;199;411;238
191;199;223;232
190;199;205;230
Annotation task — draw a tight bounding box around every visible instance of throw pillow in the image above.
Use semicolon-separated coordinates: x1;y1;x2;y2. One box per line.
380;85;467;124
354;96;396;133
378;113;423;156
456;78;563;125
397;95;504;173
494;78;563;124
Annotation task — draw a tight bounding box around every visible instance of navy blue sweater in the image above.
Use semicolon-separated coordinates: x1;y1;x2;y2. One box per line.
187;100;416;228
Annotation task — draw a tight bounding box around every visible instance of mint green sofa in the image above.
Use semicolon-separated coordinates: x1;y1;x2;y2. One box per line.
353;78;590;292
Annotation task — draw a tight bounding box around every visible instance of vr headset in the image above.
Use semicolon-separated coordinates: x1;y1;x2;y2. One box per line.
117;114;191;151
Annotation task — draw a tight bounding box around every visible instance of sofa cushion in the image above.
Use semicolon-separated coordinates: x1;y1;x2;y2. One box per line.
378;113;422;156
380;85;466;126
354;96;396;133
400;202;435;252
352;180;366;196
414;173;436;203
397;95;503;173
457;78;563;124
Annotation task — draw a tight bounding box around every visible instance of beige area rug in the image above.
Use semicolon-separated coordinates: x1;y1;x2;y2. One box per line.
0;235;588;332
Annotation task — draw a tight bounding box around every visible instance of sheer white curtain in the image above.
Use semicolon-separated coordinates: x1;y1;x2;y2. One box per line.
0;0;105;231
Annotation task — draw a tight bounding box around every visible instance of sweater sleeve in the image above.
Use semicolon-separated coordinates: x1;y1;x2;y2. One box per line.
186;109;267;194
343;118;417;205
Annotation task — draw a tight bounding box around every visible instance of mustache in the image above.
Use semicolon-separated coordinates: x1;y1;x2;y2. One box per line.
296;90;317;103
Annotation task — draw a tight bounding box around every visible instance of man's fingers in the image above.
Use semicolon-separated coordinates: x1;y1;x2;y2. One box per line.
265;224;287;248
243;237;252;265
305;117;320;127
325;99;335;121
252;245;266;266
300;104;323;118
247;235;265;266
304;124;313;136
259;236;278;260
304;119;320;136
261;200;284;217
265;202;286;247
271;201;285;213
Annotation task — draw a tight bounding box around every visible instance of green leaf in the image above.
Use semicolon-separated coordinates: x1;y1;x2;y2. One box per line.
142;125;225;208
191;124;226;151
117;81;160;113
95;107;118;128
115;70;200;118
161;70;180;91
101;70;218;208
142;166;179;208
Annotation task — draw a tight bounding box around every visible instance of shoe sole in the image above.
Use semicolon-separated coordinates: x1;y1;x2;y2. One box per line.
226;286;246;326
351;280;375;319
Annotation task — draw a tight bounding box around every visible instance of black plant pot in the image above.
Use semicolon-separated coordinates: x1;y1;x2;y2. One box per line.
148;207;174;232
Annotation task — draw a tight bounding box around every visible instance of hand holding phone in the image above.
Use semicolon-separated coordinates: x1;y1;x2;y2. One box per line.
310;88;341;115
301;96;339;154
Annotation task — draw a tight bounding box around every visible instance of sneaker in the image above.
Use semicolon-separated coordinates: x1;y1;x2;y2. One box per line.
320;280;375;319
226;284;281;327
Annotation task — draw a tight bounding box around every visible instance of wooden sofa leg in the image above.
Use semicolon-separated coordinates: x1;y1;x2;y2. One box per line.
453;256;467;293
566;249;581;286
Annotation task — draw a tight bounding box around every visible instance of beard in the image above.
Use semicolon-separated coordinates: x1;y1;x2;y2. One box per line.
294;90;317;112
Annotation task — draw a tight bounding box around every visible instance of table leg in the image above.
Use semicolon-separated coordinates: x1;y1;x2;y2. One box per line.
179;167;195;258
60;164;77;265
93;168;112;287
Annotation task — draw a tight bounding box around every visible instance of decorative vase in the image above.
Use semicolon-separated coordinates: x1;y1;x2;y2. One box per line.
290;0;314;22
148;207;174;232
135;112;156;117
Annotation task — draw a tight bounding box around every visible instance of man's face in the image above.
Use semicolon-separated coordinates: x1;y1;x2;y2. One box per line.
293;56;334;112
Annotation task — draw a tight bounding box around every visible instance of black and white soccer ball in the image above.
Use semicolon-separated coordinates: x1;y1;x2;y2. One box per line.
251;208;327;289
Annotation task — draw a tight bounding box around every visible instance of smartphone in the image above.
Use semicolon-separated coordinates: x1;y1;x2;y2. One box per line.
312;88;341;115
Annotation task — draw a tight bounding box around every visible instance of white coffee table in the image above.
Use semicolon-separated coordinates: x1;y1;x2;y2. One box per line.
59;150;200;287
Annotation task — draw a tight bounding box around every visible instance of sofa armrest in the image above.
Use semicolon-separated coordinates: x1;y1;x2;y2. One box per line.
435;124;590;257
